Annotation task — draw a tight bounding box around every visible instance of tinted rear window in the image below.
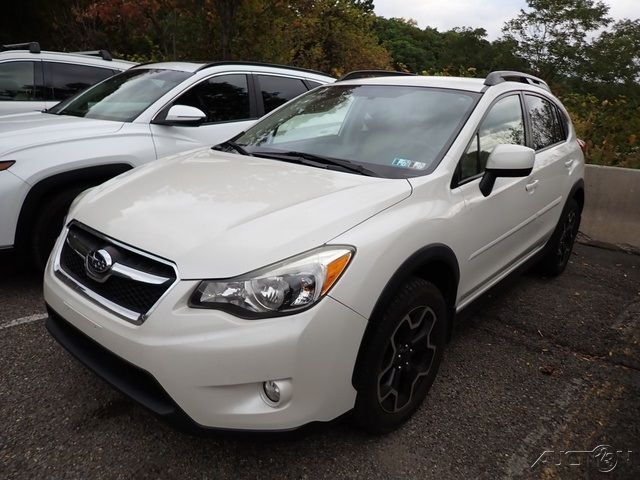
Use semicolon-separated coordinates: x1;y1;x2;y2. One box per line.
525;94;565;150
258;75;308;113
45;62;114;101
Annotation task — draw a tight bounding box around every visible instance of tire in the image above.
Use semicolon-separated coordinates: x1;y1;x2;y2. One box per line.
538;197;581;277
30;188;86;271
352;277;447;434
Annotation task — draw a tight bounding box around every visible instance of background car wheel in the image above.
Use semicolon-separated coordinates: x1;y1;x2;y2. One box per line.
30;188;87;271
352;277;447;434
538;197;581;277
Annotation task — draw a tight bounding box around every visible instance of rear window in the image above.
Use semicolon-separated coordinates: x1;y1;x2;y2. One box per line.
258;75;308;113
45;62;115;101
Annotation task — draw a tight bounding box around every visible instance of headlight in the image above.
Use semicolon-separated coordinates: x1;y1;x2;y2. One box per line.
189;246;354;318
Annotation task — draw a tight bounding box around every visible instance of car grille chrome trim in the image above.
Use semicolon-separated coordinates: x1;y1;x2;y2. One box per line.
53;222;179;325
65;238;171;285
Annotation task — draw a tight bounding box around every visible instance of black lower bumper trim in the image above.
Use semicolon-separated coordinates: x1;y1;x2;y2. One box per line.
45;305;216;434
45;305;313;436
46;306;190;422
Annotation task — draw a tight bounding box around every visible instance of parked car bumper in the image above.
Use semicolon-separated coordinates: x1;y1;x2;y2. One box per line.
43;237;368;431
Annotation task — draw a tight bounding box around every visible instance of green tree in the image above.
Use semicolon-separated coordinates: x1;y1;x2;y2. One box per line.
289;0;391;75
502;0;611;79
584;19;640;86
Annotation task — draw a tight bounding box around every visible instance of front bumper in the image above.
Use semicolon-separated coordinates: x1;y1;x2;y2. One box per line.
43;249;368;431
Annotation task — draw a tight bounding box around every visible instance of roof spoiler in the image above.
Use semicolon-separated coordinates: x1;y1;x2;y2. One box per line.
338;70;415;81
484;71;550;91
1;42;41;54
71;49;113;61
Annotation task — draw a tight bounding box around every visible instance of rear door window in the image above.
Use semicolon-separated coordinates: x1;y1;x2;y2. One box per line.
45;62;114;101
525;94;565;150
257;75;308;113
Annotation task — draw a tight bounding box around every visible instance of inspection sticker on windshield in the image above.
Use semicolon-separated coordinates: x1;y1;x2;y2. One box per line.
392;158;427;170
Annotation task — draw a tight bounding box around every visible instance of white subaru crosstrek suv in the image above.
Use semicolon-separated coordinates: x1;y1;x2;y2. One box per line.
0;42;134;115
0;61;333;267
44;71;585;433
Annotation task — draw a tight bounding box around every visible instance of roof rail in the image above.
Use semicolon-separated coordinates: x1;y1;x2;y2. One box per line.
338;70;415;81
484;70;550;91
71;49;113;61
195;61;331;78
1;42;41;54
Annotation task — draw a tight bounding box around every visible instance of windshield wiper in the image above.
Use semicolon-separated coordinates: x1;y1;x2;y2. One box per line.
212;140;252;156
252;150;376;176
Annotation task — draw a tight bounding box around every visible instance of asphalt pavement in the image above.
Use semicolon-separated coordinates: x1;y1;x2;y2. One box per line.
1;243;638;479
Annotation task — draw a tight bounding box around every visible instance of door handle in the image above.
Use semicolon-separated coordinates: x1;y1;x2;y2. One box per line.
564;159;574;168
525;179;539;192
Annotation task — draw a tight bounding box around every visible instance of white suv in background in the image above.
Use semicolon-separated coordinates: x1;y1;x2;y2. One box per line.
44;71;585;433
0;61;334;267
0;42;134;115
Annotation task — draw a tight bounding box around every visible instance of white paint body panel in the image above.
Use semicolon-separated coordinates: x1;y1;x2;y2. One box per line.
43;77;585;430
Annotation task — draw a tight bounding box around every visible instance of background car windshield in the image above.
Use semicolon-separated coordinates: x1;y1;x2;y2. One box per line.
48;69;191;122
237;84;479;178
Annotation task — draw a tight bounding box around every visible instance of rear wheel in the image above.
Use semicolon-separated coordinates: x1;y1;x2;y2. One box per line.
538;197;581;277
352;277;446;433
30;188;86;271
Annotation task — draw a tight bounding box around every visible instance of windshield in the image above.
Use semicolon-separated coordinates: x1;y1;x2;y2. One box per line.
48;69;191;122
236;84;480;178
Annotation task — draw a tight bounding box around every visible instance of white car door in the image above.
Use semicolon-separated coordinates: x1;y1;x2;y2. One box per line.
453;93;542;303
0;60;45;115
149;73;257;159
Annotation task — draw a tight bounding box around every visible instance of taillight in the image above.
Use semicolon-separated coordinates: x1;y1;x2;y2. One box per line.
577;139;587;155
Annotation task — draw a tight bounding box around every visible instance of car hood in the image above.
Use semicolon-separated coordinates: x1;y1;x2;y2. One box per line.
73;148;412;279
0;112;124;157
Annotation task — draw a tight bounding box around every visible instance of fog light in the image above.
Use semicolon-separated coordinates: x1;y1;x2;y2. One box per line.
263;380;281;403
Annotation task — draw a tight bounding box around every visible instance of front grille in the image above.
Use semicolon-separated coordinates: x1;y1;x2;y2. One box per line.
57;222;177;322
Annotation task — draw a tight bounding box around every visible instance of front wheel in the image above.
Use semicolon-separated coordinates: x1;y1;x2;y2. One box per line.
351;277;447;434
538;197;581;277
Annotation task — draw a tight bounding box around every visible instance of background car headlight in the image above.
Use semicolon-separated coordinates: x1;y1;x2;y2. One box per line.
189;246;354;318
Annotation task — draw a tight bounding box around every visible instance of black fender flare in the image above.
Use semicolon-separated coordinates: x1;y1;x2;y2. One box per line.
568;178;585;212
351;243;460;390
15;164;132;247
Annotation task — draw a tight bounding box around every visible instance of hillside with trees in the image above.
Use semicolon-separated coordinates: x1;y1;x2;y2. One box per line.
2;0;638;167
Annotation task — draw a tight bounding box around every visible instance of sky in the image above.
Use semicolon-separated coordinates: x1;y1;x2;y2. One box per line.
373;0;640;39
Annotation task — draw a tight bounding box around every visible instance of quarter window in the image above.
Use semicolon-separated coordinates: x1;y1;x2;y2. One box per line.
173;74;250;123
525;94;564;150
457;94;525;183
258;75;308;113
45;62;114;102
0;61;39;101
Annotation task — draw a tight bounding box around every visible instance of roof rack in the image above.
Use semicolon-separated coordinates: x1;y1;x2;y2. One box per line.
195;61;330;78
71;49;113;61
1;42;41;54
338;70;415;81
484;70;550;91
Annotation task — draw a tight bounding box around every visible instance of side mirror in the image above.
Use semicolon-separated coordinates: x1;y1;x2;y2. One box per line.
158;105;206;126
479;144;535;197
